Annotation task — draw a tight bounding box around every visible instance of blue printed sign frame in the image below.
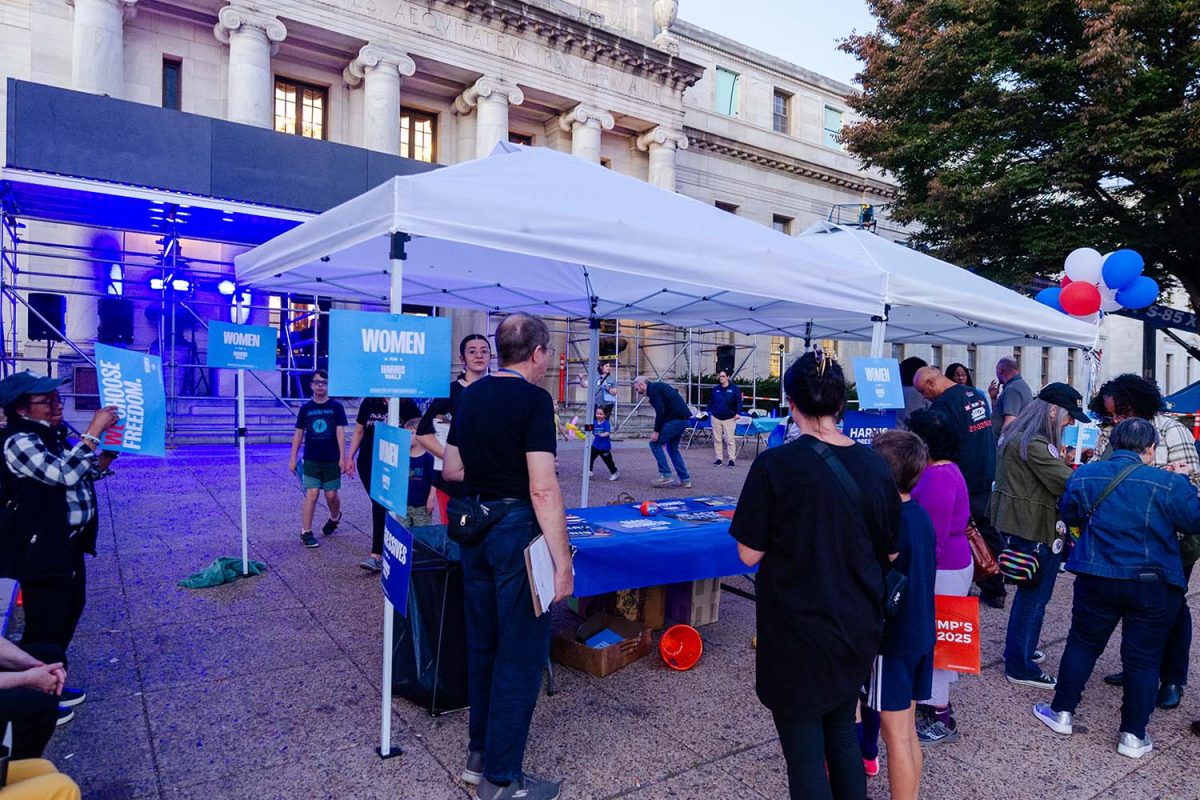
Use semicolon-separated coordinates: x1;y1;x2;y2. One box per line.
369;424;412;515
853;357;905;410
328;310;452;398
94;344;167;457
381;515;413;615
841;409;898;447
206;321;278;371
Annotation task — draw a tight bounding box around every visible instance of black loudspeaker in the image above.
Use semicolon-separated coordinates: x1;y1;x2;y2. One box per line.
716;344;736;375
98;297;134;345
27;293;65;342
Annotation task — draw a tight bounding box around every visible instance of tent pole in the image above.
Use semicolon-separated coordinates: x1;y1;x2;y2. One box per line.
580;314;599;507
380;231;408;761
870;311;889;359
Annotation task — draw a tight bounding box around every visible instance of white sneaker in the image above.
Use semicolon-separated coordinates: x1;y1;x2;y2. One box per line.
608;471;620;481
1033;703;1072;735
1117;731;1152;758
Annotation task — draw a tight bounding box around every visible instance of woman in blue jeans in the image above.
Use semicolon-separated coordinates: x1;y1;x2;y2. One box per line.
1034;418;1200;759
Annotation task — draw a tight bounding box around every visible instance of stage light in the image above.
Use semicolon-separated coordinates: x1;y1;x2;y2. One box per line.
217;279;237;296
171;278;191;292
149;277;165;291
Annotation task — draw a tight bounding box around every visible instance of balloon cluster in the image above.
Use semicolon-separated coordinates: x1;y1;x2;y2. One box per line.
1035;248;1159;317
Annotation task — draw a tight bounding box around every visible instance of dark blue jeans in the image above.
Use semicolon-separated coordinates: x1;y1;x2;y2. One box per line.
1051;574;1182;738
1003;535;1064;679
460;506;551;783
649;418;690;480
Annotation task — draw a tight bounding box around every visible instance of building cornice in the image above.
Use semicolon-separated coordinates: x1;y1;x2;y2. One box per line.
684;127;897;199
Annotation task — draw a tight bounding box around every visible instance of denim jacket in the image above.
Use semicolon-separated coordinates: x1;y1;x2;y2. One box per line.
1060;450;1200;589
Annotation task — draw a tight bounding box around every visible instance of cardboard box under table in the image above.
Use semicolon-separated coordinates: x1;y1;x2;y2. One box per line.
551;613;652;678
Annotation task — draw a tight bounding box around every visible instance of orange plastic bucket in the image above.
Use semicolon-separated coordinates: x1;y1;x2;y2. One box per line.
660;624;703;671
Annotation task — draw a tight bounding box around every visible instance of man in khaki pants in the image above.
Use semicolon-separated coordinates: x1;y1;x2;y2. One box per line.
707;370;743;467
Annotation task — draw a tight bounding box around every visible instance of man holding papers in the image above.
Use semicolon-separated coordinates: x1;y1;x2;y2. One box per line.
442;313;573;800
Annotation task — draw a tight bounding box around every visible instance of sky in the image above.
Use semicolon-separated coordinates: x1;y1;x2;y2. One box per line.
677;0;878;86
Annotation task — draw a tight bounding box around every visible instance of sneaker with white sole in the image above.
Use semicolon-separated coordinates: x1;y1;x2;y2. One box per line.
712;458;723;466
1032;650;1046;664
678;479;692;489
727;460;736;467
461;751;484;786
56;706;74;726
359;556;382;572
322;516;341;536
608;471;620;481
1007;671;1057;689
59;687;86;707
1033;703;1073;735
476;774;560;800
1117;731;1152;758
651;475;674;487
301;531;319;548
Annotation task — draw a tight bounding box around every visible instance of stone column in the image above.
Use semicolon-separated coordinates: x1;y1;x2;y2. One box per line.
68;0;138;97
343;44;416;154
455;77;523;160
213;6;287;129
557;105;614;162
636;126;689;191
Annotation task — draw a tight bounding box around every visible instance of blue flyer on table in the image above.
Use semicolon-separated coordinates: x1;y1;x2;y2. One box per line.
93;343;167;457
328;310;451;398
206;321;278;371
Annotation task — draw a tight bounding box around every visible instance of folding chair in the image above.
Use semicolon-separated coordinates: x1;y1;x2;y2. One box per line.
682;415;712;450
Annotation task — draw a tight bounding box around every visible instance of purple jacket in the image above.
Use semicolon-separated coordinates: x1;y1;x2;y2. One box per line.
911;462;972;571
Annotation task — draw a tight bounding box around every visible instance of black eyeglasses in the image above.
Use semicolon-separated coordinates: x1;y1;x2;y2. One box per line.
28;394;64;407
310;380;328;386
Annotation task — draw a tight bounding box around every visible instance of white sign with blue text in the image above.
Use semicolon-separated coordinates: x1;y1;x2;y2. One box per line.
206;321;278;371
381;515;413;615
328;310;452;398
370;424;412;515
853;358;905;410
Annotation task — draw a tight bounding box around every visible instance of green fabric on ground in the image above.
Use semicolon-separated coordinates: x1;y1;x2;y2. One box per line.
179;557;267;589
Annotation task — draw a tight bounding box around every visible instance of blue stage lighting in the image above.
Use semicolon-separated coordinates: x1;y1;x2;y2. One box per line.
217;279;237;296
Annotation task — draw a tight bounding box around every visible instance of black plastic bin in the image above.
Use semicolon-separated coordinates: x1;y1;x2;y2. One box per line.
391;539;469;716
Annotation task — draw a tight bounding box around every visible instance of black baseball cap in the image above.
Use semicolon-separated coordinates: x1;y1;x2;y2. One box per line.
0;371;68;408
1037;382;1091;423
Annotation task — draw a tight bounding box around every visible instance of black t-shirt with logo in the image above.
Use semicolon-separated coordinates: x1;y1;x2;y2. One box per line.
295;399;348;463
931;383;997;498
355;397;420;470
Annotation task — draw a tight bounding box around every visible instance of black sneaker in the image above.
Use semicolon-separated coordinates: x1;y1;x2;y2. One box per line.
1006;671;1057;689
59;687;86;707
301;531;319;548
56;705;75;726
712;458;723;466
727;460;736;467
322;516;341;536
1032;650;1046;665
984;594;1007;609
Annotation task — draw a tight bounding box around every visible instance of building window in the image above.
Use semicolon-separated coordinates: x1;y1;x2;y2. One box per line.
931;345;943;370
508;132;534;146
162;58;182;110
1166;353;1174;394
400;108;437;163
772;215;793;235
274;78;326;139
891;343;905;361
1041;347;1051;384
715;67;740;117
1012;348;1023;371
823;105;844;149
967;344;977;374
1067;348;1077;384
772;90;791;134
715;201;739;214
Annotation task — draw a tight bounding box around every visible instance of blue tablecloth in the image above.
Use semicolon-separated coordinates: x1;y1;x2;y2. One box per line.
567;496;755;596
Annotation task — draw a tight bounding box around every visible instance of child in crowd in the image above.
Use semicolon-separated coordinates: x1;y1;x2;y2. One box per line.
589;406;620;481
865;430;937;800
405;418;436;529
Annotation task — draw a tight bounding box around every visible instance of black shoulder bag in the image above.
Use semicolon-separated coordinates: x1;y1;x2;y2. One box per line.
803;436;907;618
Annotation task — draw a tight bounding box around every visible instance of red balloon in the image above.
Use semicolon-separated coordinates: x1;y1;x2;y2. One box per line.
1060;281;1101;316
1061;276;1073;289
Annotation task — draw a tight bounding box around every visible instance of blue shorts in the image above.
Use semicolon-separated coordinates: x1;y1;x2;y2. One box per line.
865;651;934;712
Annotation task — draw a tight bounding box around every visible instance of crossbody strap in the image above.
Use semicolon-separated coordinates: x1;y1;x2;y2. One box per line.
1086;462;1141;521
802;436;864;507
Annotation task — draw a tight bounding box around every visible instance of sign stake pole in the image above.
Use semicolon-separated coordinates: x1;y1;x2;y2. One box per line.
237;368;249;576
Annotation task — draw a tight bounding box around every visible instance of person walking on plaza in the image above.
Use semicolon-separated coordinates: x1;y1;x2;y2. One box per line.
442;313;573;800
632;376;692;488
288;370;347;549
868;430;936;800
913;366;1005;608
579;361;617;419
731;350;900;800
907;408;972;741
588;406;620;481
0;371;119;724
988;356;1033;439
993;384;1088;689
707;369;742;467
1033;418;1200;759
897;357;929;430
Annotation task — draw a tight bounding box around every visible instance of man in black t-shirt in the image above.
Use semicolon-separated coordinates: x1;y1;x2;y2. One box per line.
915;366;1006;607
288;370;348;549
442;314;572;800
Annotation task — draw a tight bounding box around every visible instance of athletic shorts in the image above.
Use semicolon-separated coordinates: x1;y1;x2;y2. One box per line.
302;460;341;491
865;651;934;712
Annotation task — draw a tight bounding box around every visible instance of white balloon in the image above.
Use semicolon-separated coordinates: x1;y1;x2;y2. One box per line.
1099;282;1122;312
1064;247;1104;284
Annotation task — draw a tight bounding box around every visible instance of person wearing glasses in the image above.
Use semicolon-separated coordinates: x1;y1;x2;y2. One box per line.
288;369;348;549
0;370;119;727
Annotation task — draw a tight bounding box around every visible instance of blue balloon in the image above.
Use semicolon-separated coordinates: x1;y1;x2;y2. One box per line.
1035;287;1065;313
1102;249;1144;291
1115;276;1159;309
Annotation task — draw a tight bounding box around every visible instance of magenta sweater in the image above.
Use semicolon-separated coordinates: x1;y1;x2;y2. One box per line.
911;462;973;571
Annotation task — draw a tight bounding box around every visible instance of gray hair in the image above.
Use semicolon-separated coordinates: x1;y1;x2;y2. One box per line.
999;398;1064;460
632;375;649;388
996;356;1019;374
1110;418;1159;453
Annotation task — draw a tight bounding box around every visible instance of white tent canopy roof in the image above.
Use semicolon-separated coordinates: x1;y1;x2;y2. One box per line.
235;143;886;338
797;222;1098;349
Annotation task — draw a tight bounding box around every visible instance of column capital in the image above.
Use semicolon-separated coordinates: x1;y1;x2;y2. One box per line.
557;104;614;134
636;126;688;152
214;6;287;54
455;76;524;114
343;43;416;87
67;0;139;21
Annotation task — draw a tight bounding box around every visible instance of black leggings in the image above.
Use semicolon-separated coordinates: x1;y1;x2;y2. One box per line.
357;457;387;555
589;447;617;474
773;693;865;800
21;550;87;667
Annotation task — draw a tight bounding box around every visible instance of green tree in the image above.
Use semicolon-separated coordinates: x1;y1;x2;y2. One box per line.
841;1;1200;309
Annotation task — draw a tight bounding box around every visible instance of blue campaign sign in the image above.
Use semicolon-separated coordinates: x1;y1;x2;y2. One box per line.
853;357;905;410
369;424;412;514
381;515;413;615
327;310;452;398
841;409;898;446
206;321;278;371
94;344;167;456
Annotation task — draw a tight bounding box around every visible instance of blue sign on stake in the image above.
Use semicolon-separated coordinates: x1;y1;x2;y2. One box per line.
853;357;905;410
328;310;452;398
206;321;278;371
381;515;413;615
370;424;412;515
841;409;898;446
94;344;167;457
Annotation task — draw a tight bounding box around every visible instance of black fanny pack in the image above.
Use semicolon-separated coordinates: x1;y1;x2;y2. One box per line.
446;495;529;545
